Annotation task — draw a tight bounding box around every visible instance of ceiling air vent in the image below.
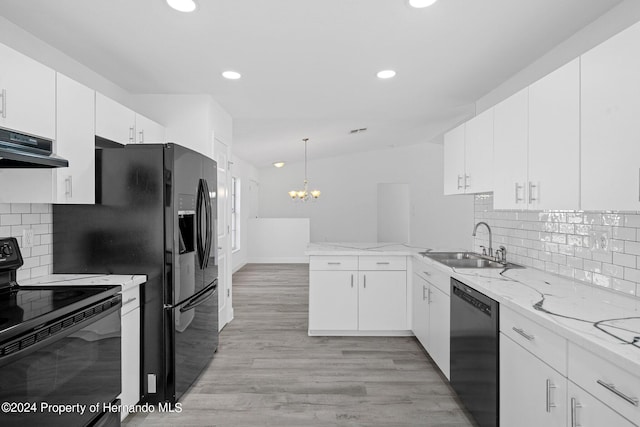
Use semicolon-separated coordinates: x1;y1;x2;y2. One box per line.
349;128;368;134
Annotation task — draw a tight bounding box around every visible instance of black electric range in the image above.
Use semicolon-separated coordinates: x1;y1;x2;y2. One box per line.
0;237;123;427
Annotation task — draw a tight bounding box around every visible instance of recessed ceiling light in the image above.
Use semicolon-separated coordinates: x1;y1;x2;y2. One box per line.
222;71;242;80
273;162;285;168
166;0;197;13
376;70;396;79
408;0;438;8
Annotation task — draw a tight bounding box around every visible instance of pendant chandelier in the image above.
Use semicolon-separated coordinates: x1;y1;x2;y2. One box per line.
288;138;321;201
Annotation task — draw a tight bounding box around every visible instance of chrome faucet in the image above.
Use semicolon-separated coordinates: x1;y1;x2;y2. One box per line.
472;221;493;257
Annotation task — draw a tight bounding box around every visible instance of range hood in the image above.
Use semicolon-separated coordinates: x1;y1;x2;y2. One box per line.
0;128;69;168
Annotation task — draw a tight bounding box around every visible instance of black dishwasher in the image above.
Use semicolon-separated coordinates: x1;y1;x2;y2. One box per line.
450;278;499;427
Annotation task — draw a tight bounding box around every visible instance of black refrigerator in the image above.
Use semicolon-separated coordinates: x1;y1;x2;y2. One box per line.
53;142;218;405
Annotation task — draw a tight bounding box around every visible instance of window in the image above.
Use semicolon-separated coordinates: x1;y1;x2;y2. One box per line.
231;176;240;251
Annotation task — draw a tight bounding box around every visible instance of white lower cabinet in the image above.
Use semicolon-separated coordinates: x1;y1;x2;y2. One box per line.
359;270;406;331
411;259;450;379
309;270;358;331
567;382;636;427
120;283;141;421
500;333;567;427
411;273;430;349
308;255;408;335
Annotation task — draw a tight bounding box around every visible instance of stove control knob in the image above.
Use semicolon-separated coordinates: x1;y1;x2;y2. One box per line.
1;244;13;257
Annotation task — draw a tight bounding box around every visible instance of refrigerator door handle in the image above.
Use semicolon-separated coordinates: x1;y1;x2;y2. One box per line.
201;178;213;268
164;279;218;311
179;282;217;313
196;178;207;269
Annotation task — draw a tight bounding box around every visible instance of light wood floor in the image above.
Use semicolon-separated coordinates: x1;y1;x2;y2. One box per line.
124;263;476;427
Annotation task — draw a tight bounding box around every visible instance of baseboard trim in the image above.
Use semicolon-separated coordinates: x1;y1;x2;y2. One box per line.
247;257;309;263
308;330;413;337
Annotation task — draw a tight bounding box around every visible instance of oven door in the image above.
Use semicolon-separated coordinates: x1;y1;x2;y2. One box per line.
0;296;122;427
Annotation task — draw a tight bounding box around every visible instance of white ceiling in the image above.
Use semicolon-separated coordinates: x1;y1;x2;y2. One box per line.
0;0;623;167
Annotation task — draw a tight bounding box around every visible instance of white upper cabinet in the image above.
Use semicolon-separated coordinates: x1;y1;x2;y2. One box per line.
95;92;136;145
581;21;640;211
493;59;580;210
95;93;165;145
528;58;580;210
493;88;529;209
135;113;165;144
0;42;55;139
443;109;493;195
464;108;494;193
55;73;95;204
443;123;465;195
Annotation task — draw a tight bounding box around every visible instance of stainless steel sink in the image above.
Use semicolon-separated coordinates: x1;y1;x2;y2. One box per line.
420;251;523;269
421;251;483;261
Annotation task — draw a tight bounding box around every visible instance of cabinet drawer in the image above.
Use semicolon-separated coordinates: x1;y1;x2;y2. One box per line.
414;262;450;295
500;305;567;375
568;342;640;424
310;256;358;271
358;256;406;271
121;284;140;315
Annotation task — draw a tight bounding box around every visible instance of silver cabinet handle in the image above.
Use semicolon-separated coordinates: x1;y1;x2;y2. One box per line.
427;288;432;303
129;126;135;142
422;285;427;301
512;327;535;341
363;274;366;288
457;175;463;190
327;262;341;265
515;183;523;203
464;174;470;189
423;271;431;276
596;380;639;406
0;89;5;118
570;398;582;427
376;262;390;265
64;176;73;199
546;379;556;413
138;129;144;143
350;274;353;288
529;182;537;203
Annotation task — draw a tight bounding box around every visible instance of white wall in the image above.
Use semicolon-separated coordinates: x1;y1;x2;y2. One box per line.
477;0;640;113
258;141;474;250
230;154;260;272
248;218;310;263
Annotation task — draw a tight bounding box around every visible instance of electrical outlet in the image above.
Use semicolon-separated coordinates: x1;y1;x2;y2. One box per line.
22;229;34;248
590;230;609;253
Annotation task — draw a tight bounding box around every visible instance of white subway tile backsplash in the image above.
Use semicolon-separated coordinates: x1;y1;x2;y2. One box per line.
475;194;640;298
0;203;52;280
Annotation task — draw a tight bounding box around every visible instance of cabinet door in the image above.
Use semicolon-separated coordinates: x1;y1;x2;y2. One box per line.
428;284;450;379
55;74;95;204
95;92;135;144
528;59;580;210
443;123;466;195
309;271;358;331
411;273;430;349
135;113;165;143
121;307;140;420
500;334;566;427
568;382;636;427
493;88;528;209
581;21;640;211
359;271;407;331
0;43;55;139
465;108;494;193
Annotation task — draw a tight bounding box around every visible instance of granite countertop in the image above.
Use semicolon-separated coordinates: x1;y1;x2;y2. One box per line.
21;274;146;291
309;242;640;375
305;242;440;256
